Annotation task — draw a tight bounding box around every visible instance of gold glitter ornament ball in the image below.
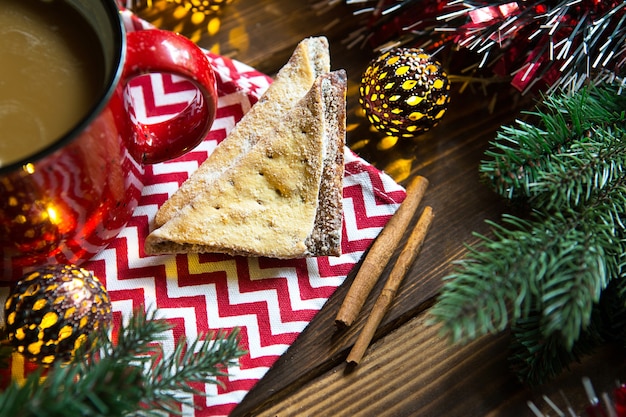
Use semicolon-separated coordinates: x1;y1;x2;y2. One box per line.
359;48;451;138
4;264;112;365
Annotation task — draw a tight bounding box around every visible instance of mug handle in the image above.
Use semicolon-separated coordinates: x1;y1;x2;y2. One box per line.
121;29;218;164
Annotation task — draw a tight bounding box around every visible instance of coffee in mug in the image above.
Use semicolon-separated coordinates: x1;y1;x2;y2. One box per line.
0;0;105;167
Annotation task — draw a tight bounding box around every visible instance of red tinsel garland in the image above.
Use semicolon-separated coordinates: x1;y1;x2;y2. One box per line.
340;0;626;94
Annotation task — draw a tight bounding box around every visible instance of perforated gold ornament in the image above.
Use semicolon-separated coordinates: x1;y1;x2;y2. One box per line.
359;48;451;138
4;264;112;365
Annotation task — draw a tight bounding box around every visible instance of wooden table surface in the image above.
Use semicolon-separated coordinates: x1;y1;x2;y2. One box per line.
137;1;626;415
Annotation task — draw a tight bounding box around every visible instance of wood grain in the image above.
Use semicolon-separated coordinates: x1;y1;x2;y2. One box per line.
135;1;626;416
249;316;626;417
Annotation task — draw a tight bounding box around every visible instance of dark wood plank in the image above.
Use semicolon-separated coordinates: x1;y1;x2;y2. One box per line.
249;315;626;417
136;2;626;416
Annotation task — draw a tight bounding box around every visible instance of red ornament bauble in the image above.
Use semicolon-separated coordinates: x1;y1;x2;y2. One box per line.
359;48;450;138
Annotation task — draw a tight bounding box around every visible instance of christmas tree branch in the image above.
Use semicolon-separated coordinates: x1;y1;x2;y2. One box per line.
528;126;626;211
0;308;246;417
481;86;626;201
430;82;626;384
509;274;626;385
508;309;600;386
430;209;616;348
142;329;243;414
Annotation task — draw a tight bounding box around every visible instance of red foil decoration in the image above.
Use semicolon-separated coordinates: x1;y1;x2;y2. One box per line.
350;0;626;94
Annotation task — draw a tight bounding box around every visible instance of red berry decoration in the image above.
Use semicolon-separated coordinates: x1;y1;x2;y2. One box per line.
359;48;450;138
4;264;112;365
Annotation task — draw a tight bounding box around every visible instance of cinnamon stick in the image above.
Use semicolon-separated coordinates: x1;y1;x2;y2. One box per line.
346;205;434;366
335;175;429;327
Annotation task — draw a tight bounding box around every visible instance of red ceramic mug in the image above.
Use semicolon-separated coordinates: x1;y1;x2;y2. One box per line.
0;0;217;281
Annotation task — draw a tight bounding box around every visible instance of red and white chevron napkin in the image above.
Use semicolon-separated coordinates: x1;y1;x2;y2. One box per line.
2;11;406;416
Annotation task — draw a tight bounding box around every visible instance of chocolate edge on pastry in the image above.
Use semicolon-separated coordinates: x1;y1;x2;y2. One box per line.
304;69;346;257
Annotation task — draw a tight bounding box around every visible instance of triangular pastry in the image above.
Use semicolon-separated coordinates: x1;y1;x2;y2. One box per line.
144;70;347;258
154;36;331;227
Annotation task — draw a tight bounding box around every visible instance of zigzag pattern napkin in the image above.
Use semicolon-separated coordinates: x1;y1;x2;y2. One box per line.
1;11;406;416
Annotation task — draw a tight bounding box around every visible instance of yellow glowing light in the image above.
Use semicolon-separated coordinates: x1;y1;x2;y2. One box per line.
28;340;44;355
350;139;370;151
191;11;205;25
32;299;47;311
384;158;414;183
189;28;203;43
377;135;399;150
11;352;26;385
47;206;60;225
173;21;186;34
15;327;25;340
346;122;361;132
64;306;77;319
207;17;221;35
208;42;221;55
406;96;423;106
409;111;425;121
40;312;59;329
402;80;417;90
395;66;410;76
41;355;55;365
173;5;190;19
23;163;35;174
228;26;250;54
58;325;73;341
74;333;87;351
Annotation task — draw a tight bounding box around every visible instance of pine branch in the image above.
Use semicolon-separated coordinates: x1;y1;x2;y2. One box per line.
430;209;618;349
509;276;626;385
481;85;626;201
431;81;626;384
0;308;246;417
141;330;243;415
106;308;172;362
528;126;626;211
508;309;602;386
0;344;145;417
